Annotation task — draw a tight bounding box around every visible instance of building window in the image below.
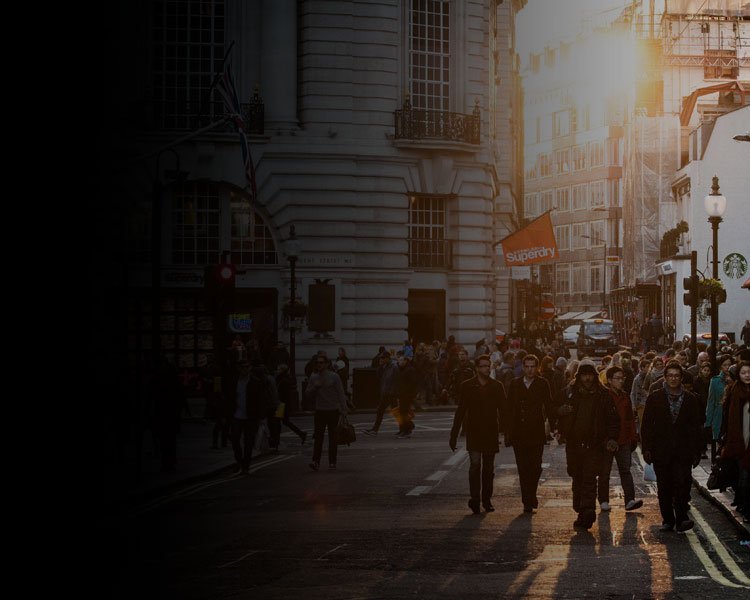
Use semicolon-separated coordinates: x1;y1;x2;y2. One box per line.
555;148;570;175
590;180;605;209
556;264;570;294
408;194;450;268
172;182;221;265
524;193;540;219
556;187;570;212
608;138;620;166
571;262;588;294
572;223;588;249
409;0;450;111
572;183;587;211
590;263;602;293
553;110;570;137
541;190;553;214
555;225;570;250
609;179;620;208
589;141;604;168
589;220;605;247
230;194;278;265
572;144;586;171
570;107;578;132
152;0;226;130
540;152;552;178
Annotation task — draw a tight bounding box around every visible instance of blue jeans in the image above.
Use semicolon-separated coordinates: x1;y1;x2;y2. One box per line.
600;444;636;504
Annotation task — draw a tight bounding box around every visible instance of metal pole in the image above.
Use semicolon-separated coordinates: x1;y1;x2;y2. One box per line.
288;226;299;410
709;216;721;376
603;243;607;312
690;250;697;362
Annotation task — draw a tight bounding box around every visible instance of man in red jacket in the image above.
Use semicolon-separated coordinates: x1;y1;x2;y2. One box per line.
449;354;507;514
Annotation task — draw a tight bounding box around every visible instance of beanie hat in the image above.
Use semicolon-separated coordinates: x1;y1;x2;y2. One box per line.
555;357;568;369
576;358;598;377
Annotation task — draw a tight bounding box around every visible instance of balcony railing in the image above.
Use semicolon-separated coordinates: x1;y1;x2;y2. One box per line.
408;238;452;269
395;97;480;145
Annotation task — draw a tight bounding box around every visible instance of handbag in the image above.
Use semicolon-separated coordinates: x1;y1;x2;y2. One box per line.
336;416;356;446
706;457;738;491
644;462;657;482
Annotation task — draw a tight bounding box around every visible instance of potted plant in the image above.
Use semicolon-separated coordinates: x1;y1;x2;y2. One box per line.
695;278;726;322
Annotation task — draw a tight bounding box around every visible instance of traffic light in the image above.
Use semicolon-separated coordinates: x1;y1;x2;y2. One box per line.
214;263;236;289
683;275;699;307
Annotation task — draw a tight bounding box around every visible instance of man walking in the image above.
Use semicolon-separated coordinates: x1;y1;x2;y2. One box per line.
449;354;506;514
558;359;620;530
505;354;555;513
641;360;703;532
364;352;399;435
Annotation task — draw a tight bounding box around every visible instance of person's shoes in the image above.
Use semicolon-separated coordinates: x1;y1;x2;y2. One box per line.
523;506;535;513
573;518;592;530
625;499;643;511
241;466;249;475
233;464;243;475
363;429;378;436
309;461;319;471
329;463;336;470
468;499;481;514
483;502;495;512
701;453;708;459
676;519;694;533
600;502;611;512
659;523;675;532
300;432;307;445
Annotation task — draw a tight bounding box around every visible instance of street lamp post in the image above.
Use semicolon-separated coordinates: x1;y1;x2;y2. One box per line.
284;226;302;409
704;175;726;376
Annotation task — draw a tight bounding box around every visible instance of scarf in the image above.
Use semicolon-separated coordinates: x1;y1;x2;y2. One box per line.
663;381;684;424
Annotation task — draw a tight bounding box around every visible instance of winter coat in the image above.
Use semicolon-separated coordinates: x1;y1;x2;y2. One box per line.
505;377;554;447
449;376;506;453
609;387;637;446
705;373;728;439
719;381;750;470
559;380;619;451
642;386;703;464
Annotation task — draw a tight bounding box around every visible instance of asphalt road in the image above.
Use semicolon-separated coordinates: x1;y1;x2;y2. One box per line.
110;412;750;599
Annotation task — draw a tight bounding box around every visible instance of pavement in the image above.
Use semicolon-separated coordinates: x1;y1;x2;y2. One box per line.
125;399;749;538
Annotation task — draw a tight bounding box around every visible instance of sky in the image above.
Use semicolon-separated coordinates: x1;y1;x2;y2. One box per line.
516;0;635;57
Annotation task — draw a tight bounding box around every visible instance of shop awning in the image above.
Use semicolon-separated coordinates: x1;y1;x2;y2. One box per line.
575;311;604;320
558;311;585;320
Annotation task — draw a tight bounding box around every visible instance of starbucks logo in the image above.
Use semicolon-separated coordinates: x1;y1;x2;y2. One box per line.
723;253;747;279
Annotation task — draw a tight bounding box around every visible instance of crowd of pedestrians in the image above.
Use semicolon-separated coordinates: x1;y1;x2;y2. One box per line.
147;320;749;528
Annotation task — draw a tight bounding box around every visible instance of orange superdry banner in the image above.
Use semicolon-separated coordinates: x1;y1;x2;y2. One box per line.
500;211;558;267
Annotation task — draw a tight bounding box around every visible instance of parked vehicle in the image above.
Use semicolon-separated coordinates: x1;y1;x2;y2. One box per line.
681;332;730;347
563;325;579;347
576;319;619;358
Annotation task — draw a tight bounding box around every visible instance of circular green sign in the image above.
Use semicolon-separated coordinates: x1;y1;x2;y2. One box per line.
723;253;747;279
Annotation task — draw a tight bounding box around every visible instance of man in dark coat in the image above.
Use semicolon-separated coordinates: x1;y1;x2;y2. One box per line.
641;360;703;533
558;359;620;530
449;354;506;514
505;354;555;513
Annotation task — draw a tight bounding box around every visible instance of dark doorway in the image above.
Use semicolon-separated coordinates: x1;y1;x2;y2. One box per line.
408;289;445;344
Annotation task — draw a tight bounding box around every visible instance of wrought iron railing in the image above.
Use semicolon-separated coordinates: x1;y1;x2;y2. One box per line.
408;238;452;269
395;96;480;144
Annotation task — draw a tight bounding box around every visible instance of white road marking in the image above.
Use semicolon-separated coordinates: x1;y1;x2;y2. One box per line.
674;576;707;580
691;506;750;585
406;485;433;496
317;544;347;560
443;450;467;466
133;455;293;515
218;550;261;569
685;529;749;589
425;470;449;481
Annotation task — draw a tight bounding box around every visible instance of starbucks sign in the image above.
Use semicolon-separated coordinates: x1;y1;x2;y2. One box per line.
723;253;748;279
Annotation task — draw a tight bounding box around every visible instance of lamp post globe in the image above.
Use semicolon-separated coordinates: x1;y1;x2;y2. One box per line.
704;176;726;376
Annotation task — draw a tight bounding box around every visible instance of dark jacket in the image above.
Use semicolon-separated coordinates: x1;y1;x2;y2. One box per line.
559;380;619;451
450;376;506;453
641;386;703;464
505;376;554;447
397;362;419;399
224;367;278;419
